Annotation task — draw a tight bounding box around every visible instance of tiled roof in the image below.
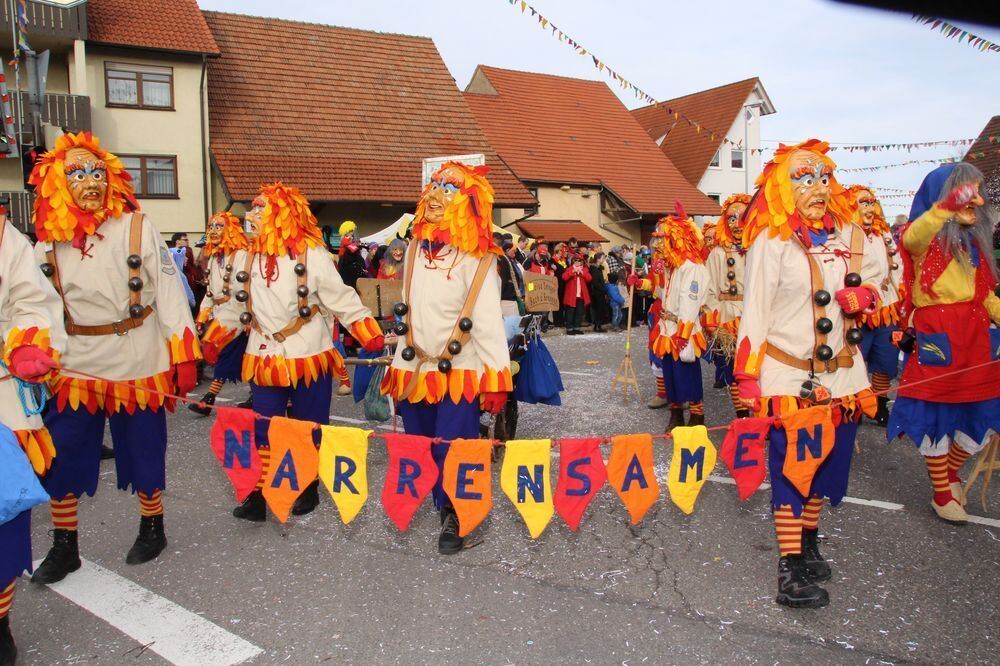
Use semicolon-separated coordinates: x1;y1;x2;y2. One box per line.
203;12;534;207
964;115;1000;189
463;66;719;216
516;220;608;243
87;0;220;56
631;78;760;187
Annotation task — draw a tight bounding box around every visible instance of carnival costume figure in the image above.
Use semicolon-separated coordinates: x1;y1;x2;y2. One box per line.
30;132;201;584
381;162;511;555
887;163;1000;525
336;220;368;291
640;232;670;410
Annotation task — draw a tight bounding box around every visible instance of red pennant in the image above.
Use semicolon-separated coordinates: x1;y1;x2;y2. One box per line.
381;434;439;531
261;417;319;523
209;407;261;502
719;417;772;501
554;438;607;531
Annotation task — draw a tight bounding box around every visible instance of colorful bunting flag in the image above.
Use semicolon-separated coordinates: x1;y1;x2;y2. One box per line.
666;426;717;514
442;439;494;537
500;440;554;538
912;14;1000;54
554;438;607;531
606;434;659;524
381;434;439;531
719;417;772;501
318;426;371;525
261;417;319;523
781;406;835;498
209;407;261;503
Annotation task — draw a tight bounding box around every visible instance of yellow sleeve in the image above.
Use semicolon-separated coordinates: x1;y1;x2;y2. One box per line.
986;292;1000;324
902;205;952;256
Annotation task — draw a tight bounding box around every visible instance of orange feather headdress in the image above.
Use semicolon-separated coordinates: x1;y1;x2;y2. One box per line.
252;183;323;257
712;193;752;249
411;162;500;258
655;201;704;268
30;131;138;245
204;211;249;257
847;185;889;235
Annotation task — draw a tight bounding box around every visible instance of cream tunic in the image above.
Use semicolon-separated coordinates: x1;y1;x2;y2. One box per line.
862;230;902;310
704;245;746;327
656;260;709;361
199;252;246;332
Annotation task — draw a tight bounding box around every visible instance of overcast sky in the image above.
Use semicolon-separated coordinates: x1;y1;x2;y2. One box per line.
197;0;1000;215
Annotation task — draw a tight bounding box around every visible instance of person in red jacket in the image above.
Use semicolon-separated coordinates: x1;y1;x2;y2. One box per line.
562;254;592;335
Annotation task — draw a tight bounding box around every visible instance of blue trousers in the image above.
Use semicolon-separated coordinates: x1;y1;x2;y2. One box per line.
213;331;248;383
251;372;333;449
661;355;704;404
768;417;859;516
0;509;32;583
860;323;900;378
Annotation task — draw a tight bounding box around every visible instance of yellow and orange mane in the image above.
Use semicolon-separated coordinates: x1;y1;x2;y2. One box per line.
252;183;323;257
30;131;138;244
741;139;854;246
204;211;249;257
655;203;704;268
848;184;890;235
713;193;752;249
411;162;500;257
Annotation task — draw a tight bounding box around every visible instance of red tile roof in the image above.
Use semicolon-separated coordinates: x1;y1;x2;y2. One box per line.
203;13;534;207
631;78;761;187
463;66;719;216
516;220;608;243
87;0;220;56
964;115;1000;190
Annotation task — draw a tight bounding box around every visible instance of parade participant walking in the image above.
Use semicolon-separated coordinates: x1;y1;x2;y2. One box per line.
887;163;1000;524
231;184;383;521
30;132;201;583
381;162;511;555
561;254;592;335
736;140;883;608
190;212;250;416
703;194;752;418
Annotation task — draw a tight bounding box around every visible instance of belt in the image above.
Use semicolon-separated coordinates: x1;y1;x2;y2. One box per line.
66;305;153;337
718;294;743;302
765;343;854;374
660;310;678;323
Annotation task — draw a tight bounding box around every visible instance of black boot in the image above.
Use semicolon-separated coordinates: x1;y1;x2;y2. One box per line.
188;392;216;416
873;396;890;427
776;555;829;608
687;413;705;427
31;529;81;584
125;515;167;565
100;444;115;460
0;616;15;666
291;479;320;516
438;506;464;555
236;396;253;410
232;489;266;522
801;528;832;583
667;407;685;431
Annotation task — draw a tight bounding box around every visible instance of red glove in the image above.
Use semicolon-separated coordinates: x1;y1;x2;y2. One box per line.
835;286;875;315
481;391;507;415
8;345;58;382
362;335;385;353
939;183;979;212
174;361;198;397
202;341;220;366
670;335;689;353
734;373;761;412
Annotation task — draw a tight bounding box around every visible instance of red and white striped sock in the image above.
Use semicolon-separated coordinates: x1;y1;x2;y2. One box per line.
51;494;78;531
689;402;704;416
728;384;742;412
138;490;163;517
208;379;224;396
870;372;891;395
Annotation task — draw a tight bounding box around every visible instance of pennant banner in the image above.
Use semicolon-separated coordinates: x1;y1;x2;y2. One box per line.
381;434;439;531
554;438;607;531
262;417;319;523
912;14;1000;54
781;406;835;498
719;417;771;501
666;426;717;514
500;439;554;538
442;439;494;537
318;426;371;524
606;434;659;524
209;407;261;502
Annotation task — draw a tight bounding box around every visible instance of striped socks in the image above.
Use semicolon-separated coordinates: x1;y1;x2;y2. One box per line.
689;402;704;416
801;497;824;530
870;371;891;395
728;384;742;412
208;379;224;396
774;506;802;556
0;580;14;620
947;442;971;483
254;447;271;491
924;454;952;506
655;376;666;399
138;490;163;517
51;494;79;531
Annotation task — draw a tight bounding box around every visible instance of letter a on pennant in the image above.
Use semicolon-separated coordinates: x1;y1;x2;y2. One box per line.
209;407;260;502
606;434;659;524
666;426;717;514
782;405;835;497
554;438;607;531
381;434;438;531
442;439;493;537
719;417;772;500
500;440;554;538
318;426;371;525
262;417;319;523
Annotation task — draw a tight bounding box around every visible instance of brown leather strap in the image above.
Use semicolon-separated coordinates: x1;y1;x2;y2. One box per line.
128;213;144;310
245;249;318;343
765;342;854;373
718;294;742;302
659;310;678;323
0;216;6;247
848;223;863;276
65;305;153;336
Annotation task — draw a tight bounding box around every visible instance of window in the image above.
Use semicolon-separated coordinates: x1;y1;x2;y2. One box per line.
707;193;721;205
709;150;720;168
105;62;174;109
120;155;178;198
731;149;745;170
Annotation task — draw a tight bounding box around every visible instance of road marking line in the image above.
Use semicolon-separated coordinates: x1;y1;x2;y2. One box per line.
559;371;594;377
331;415;395;431
966;514;1000;528
33;558;263;666
708;474;905;510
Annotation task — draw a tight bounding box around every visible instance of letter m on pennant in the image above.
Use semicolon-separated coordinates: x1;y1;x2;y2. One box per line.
678;447;706;483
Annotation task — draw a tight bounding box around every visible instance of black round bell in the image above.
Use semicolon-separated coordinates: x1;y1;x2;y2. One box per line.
728;286;738;296
222;288;230;296
890;263;898;270
223;274;231;283
296;285;309;298
816;317;833;334
726;257;735;267
236;271;249;283
393;302;408;317
458;317;473;332
394;322;408;336
816;344;834;361
294;263;306;276
401;346;416;361
845;272;862;287
846;328;864;345
128;304;145;319
235;290;248;303
225;264;232;272
447;340;462;356
127;277;143;292
726;271;736;281
239;312;252;325
298;305;312;319
126;254;142;269
814;290;832;306
40;262;54;277
437;359;452;374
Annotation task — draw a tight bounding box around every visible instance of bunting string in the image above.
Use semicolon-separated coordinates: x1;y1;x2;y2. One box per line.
911;14;1000;54
763;138;986;153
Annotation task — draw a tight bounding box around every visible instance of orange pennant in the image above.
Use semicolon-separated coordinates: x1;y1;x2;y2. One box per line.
606;434;659;524
781;406;835;497
261;416;319;523
442;439;493;537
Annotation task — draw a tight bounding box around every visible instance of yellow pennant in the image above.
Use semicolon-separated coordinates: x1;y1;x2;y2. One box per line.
500;440;554;538
318;426;371;524
666;426;717;515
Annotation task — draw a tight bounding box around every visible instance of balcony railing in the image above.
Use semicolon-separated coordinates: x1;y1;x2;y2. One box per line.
12;90;91;146
1;190;34;235
0;0;88;42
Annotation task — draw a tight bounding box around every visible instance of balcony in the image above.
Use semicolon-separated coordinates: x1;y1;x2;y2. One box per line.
12;90;91;146
0;0;88;43
1;190;33;235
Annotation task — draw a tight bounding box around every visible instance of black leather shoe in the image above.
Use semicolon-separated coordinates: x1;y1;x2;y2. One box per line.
438;507;464;555
801;528;832;583
687;413;705;427
125;515;167;565
291;479;320;516
188;392;216;416
713;378;726;389
735;409;751;419
776;555;829;608
667;407;685;431
236;397;254;410
0;616;16;666
233;489;266;522
31;529;81;584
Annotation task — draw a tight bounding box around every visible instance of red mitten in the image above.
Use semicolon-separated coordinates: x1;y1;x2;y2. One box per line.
481;391;507;415
202;341;220;366
8;345;58;382
835;286;875;315
174;361;198;397
734;373;762;412
362;335;385;353
939;183;979;212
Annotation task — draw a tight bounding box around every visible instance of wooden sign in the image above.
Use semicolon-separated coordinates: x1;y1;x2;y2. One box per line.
522;272;560;312
356;278;404;320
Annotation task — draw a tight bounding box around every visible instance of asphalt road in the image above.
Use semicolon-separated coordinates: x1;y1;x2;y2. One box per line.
13;327;1000;665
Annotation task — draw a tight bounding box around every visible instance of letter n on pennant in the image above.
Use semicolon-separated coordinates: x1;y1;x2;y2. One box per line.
781;406;835;497
209;407;260;502
318;426;372;525
500;440;554;538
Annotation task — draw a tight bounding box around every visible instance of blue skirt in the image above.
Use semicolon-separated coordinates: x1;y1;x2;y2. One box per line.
661;355;703;404
768;419;859;516
213;331;248;383
0;509;32;583
888;395;1000;456
860;323;900;379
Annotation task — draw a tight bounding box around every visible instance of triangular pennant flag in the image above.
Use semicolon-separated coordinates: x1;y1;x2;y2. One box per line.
606;434;659;524
318;426;371;524
719;417;772;500
666;426;717;514
781;406;835;497
381;434;438;531
209;407;260;502
261;417;319;523
500;440;554;538
442;439;493;537
554;438;607;531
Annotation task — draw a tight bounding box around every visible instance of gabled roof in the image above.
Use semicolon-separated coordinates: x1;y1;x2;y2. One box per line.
964;115;1000;189
87;0;220;56
203;13;534;207
463;66;719;216
516;220;608;243
631;78;774;187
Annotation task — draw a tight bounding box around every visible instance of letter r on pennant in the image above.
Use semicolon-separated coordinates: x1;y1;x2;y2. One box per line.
397;458;420;497
333;455;359;495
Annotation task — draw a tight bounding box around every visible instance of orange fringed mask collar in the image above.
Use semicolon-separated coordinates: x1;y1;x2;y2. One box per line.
713;193;752;249
847;185;889;235
742;139;854;247
654;201;704;268
252;183;323;257
204;211;249;257
411;162;500;258
30;131;138;245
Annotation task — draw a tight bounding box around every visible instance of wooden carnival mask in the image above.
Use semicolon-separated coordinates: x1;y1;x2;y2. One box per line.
64;147;109;214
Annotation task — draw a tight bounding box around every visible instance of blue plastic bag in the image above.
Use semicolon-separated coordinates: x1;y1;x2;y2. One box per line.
514;336;563;406
0;423;49;527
